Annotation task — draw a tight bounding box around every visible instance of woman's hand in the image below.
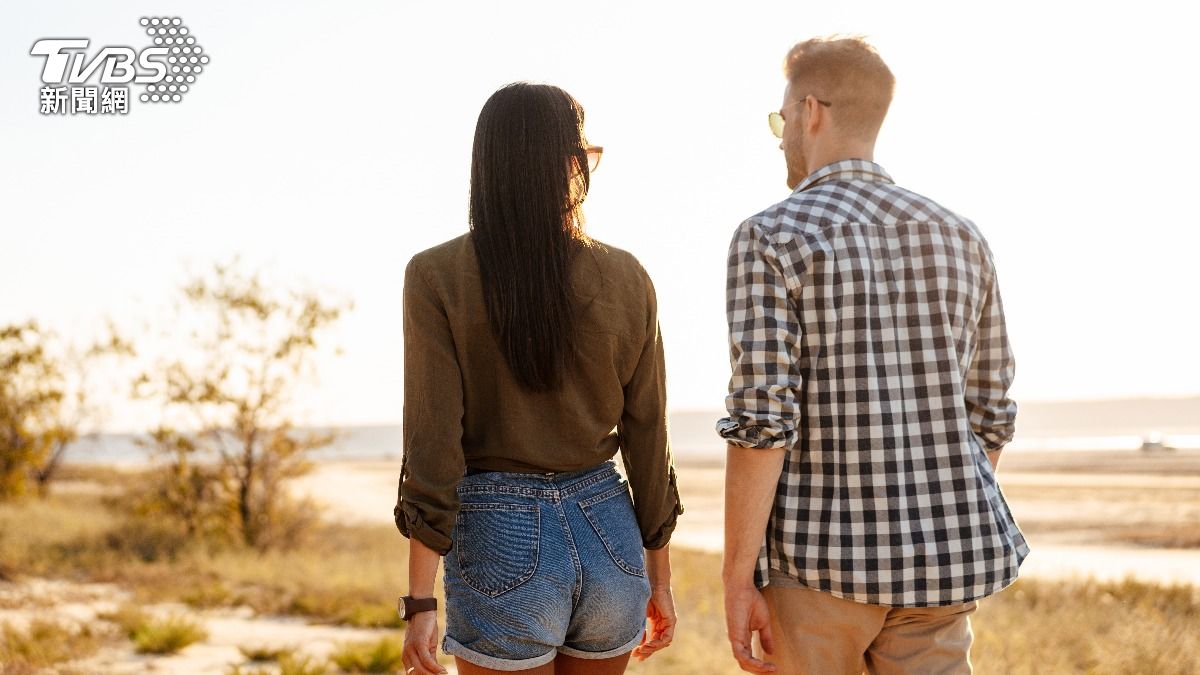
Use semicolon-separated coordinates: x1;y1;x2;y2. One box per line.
403;538;446;674
632;583;677;661
401;611;446;675
633;544;676;661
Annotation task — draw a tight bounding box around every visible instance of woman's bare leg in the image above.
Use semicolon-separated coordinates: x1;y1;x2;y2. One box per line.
553;652;632;675
454;657;555;675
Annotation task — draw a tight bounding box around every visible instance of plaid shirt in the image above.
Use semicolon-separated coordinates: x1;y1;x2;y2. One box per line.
716;159;1030;607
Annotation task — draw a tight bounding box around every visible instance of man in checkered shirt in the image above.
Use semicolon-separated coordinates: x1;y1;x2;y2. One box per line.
717;36;1029;674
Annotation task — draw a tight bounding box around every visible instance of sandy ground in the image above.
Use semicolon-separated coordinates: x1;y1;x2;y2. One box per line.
0;577;432;674
6;449;1196;673
290;449;1200;586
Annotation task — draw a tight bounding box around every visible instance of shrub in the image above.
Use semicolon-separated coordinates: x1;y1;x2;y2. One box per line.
99;604;207;655
227;652;330;675
0;618;113;670
132;261;349;552
131;613;208;655
238;643;294;662
329;636;406;673
343;602;404;629
278;652;331;675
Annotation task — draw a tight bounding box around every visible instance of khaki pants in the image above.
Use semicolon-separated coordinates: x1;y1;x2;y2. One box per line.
760;581;978;675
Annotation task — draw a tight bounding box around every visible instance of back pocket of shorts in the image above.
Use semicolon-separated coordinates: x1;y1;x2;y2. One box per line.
454;503;540;598
578;485;646;577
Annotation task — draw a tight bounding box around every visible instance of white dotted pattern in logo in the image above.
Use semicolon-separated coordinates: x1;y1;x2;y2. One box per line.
137;17;209;104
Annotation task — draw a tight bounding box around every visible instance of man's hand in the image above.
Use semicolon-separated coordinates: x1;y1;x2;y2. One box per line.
724;580;776;673
401;612;446;675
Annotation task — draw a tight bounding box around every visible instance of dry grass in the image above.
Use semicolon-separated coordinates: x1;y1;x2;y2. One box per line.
328;635;406;673
2;465;1198;674
97;603;208;655
51;462;143;489
131;613;209;654
192;521;412;628
623;549;1200;675
238;643;297;661
0;487;410;627
0;618;116;672
278;654;333;675
228;646;332;675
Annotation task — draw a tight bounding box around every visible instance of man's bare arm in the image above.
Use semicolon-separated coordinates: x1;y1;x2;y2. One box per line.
723;442;785;673
723;444;786;583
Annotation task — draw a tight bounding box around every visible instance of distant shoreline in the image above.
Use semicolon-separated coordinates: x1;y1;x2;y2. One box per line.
61;447;1200;477
59;396;1200;467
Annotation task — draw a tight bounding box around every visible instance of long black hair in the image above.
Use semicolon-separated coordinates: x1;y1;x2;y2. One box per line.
468;82;593;392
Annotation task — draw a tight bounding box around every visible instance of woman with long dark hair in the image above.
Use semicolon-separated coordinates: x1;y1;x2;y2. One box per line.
394;82;682;675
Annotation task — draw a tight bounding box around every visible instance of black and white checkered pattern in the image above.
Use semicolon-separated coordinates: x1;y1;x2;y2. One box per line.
716;159;1029;607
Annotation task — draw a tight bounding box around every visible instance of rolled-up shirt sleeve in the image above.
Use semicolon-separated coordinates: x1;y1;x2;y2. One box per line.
618;264;684;550
393;255;465;556
715;219;804;449
964;242;1018;451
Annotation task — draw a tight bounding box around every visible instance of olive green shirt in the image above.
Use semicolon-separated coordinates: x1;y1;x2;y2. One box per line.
393;232;683;555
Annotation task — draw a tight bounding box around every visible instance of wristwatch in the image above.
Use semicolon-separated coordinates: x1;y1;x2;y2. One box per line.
397;595;437;621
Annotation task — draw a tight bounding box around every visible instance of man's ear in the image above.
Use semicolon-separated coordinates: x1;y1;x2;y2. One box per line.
805;96;823;136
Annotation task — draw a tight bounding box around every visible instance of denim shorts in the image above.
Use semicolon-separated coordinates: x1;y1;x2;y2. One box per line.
441;459;652;671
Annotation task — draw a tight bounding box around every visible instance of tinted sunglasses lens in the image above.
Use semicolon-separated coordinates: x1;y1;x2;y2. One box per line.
768;112;784;138
587;148;602;173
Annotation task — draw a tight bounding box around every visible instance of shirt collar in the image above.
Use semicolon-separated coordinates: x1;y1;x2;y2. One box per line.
793;158;893;193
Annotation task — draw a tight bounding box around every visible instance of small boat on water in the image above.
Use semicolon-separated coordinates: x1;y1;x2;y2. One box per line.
1140;432;1175;453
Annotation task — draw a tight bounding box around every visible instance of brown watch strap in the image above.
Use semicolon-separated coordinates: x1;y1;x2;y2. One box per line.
398;595;437;620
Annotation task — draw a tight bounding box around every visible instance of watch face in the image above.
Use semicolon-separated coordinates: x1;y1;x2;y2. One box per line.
397;597;408;620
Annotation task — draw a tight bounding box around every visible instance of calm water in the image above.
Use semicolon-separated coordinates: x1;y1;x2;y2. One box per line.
65;397;1200;465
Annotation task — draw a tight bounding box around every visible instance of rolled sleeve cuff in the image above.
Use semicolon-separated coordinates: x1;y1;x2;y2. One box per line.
968;403;1017;452
642;470;685;550
394;500;452;556
975;428;1014;452
715;416;795;450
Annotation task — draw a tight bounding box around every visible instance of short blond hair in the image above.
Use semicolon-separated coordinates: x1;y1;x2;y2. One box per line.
784;35;895;141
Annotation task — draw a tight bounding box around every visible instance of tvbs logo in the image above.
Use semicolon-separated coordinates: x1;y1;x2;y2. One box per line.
31;17;208;115
31;40;170;85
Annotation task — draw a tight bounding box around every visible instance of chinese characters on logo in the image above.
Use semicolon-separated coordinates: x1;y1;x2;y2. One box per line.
39;86;128;115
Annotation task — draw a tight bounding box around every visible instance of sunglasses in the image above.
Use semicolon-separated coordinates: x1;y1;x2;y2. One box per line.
586;145;603;173
768;96;832;138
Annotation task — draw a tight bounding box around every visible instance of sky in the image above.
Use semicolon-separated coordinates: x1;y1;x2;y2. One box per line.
2;1;1198;432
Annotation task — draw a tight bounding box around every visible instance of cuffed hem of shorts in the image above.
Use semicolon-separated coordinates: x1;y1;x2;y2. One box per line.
557;627;646;660
442;635;557;672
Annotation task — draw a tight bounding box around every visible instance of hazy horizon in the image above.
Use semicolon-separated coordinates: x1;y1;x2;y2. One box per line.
74;396;1200;451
